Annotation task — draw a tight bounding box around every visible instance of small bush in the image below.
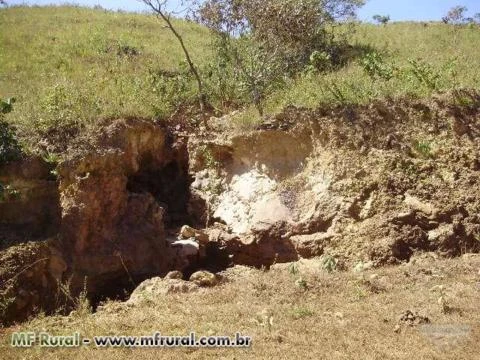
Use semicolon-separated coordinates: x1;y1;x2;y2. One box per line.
443;6;468;25
372;14;390;26
360;52;394;81
406;58;440;91
309;50;332;72
147;65;195;119
321;254;338;273
197;0;364;114
414;140;433;158
0;97;15;114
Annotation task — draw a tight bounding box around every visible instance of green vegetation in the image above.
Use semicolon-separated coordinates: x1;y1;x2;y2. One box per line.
413;140;433;159
320;254;338;273
291;307;314;319
1;6;480;150
264;22;480;112
372;14;390;25
0;6;212;146
197;0;364;115
0;97;22;164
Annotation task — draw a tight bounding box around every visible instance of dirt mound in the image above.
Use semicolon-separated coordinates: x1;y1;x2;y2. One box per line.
0;240;66;323
0;157;60;250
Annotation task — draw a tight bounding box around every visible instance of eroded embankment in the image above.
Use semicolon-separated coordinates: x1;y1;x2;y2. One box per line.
1;119;197;324
190;91;480;269
1;91;480;325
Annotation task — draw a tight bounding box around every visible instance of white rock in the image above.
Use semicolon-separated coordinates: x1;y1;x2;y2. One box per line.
213;170;291;234
404;194;437;216
171;239;199;257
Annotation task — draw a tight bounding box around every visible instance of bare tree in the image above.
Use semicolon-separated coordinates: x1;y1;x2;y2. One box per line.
141;0;206;112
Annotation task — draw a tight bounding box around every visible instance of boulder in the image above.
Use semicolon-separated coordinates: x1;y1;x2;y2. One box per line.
0;241;66;325
428;224;455;245
179;225;209;244
164;271;183;280
128;277;199;305
404;194;437;217
189;270;219;287
289;232;333;258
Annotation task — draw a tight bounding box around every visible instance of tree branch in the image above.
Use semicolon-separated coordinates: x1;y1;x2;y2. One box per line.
141;0;206;112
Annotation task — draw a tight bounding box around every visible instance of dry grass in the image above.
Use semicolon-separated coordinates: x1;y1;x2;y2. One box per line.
1;254;479;359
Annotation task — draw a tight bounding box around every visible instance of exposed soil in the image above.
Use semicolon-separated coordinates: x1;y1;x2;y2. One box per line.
190;90;480;268
1;90;479;325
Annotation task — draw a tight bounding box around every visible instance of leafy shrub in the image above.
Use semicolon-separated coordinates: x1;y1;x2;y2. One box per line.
442;6;468;25
360;52;394;81
0;122;22;166
372;14;390;25
38;82;100;130
406;58;440;90
197;0;364;114
116;42;140;57
147;65;195;119
288;263;299;276
309;50;332;72
203;36;243;108
0;97;15;114
321;254;337;273
199;0;363;68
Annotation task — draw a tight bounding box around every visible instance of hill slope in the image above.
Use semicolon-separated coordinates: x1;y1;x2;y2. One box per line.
1;6;480;150
1;7;480;359
266;22;480;113
0;6;212;141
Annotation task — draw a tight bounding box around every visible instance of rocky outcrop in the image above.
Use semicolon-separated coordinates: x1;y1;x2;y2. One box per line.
0;119;203;324
58;119;193;296
188;94;480;268
127;277;199;305
0;157;64;325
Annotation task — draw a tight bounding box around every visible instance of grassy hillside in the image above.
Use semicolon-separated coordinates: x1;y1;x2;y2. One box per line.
0;6;212;141
266;22;480;113
1;6;480;149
